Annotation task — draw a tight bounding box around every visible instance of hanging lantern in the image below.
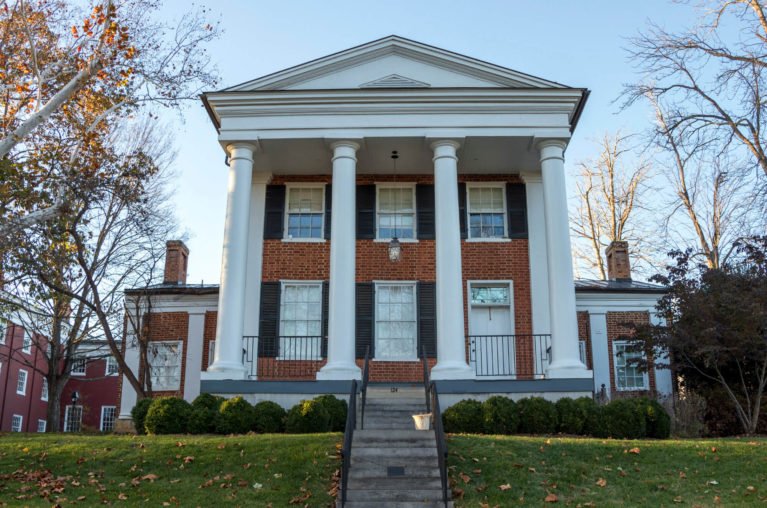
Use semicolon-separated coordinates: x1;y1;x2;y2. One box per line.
388;237;402;262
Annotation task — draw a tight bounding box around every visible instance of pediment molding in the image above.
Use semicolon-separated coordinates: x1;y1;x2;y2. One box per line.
359;74;430;88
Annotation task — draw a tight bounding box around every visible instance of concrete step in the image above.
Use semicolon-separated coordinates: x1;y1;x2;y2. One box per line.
341;501;452;508
347;476;443;490
353;439;434;448
353;447;437;458
361;421;416;430
349;465;441;480
351;455;439;468
363;408;427;416
354;429;435;440
345;488;445;502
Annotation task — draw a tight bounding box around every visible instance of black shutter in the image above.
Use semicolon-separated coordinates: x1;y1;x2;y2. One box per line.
356;185;376;239
263;185;285;239
355;283;374;358
258;282;281;357
417;282;437;358
324;184;332;239
321;282;329;358
507;183;528;239
457;182;468;239
416;184;435;239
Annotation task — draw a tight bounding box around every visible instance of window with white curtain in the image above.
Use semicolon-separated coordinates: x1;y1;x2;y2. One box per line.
279;282;323;359
467;185;506;239
285;186;324;239
148;341;183;391
376;185;416;239
375;283;417;360
613;341;648;391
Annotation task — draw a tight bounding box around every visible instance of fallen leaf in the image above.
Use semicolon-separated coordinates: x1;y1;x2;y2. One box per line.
452;488;465;499
528;467;536;473
459;472;471;484
595;478;607;487
141;474;158;483
475;485;488;492
545;493;558;502
217;444;226;450
673;495;683;503
473;469;482;474
499;484;511;491
176;442;185;447
747;486;755;491
183;456;195;463
118;493;127;500
628;447;640;454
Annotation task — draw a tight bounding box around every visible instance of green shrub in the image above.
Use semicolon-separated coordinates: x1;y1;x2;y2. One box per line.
285;399;330;433
314;395;347;432
481;396;519;434
144;397;192;434
518;397;558;434
216;396;256;434
555;397;587;435
576;397;606;437
130;398;153;435
441;399;484;434
188;406;217;434
192;392;224;411
633;397;671;439
253;400;286;433
603;399;646;439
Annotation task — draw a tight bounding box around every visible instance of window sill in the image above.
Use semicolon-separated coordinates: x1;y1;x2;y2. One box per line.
465;238;511;243
281;238;327;243
373;238;419;243
614;386;649;392
70;373;86;377
16;391;26;396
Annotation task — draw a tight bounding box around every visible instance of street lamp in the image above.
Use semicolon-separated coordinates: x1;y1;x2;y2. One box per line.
71;391;79;405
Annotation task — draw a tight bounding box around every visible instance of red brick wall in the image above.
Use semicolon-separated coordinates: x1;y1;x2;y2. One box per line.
605;311;656;396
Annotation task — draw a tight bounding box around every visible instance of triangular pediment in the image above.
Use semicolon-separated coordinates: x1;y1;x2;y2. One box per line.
224;36;570;92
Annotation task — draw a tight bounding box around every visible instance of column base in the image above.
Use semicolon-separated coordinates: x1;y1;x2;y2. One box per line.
429;361;475;380
546;360;592;379
203;361;247;380
316;363;361;380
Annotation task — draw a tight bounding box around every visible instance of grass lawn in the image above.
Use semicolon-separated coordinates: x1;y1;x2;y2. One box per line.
0;432;341;507
447;434;767;507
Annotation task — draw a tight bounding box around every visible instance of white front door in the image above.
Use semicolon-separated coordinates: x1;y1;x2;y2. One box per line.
468;283;515;377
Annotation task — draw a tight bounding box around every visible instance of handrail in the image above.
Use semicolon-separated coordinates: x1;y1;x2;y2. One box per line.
360;345;370;430
339;379;358;507
430;381;449;508
421;346;430;413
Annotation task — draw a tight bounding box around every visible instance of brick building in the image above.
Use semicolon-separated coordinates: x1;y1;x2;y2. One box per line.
117;37;671;425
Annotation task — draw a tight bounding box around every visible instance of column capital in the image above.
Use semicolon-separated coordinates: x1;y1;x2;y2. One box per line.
519;171;543;184
251;172;273;185
226;142;257;162
535;139;568;161
430;139;461;153
330;139;360;151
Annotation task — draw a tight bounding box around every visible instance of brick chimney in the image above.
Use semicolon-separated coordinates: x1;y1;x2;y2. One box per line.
164;241;189;285
605;241;631;281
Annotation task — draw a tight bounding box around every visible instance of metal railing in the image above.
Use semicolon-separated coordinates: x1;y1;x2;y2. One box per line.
242;335;326;379
468;334;552;378
360;346;370;430
429;382;449;508
339;379;357;507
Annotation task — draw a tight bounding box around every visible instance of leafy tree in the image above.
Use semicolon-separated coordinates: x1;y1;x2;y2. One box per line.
631;236;767;434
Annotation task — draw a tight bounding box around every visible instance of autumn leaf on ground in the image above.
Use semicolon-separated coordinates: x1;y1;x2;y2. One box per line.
183;456;195;463
628;447;640;454
452;487;465;499
459;472;471;484
499;484;511;491
595;478;607;487
141;474;158;482
545;493;558;502
118;493;127;500
673;495;683;503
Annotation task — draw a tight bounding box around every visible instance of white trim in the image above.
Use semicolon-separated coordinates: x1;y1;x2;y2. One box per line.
16;369;27;395
278;281;324;360
373;281;418;362
465;182;508;240
283;183;326;241
41;378;48;401
612;340;649;392
105;355;119;376
37;419;46;433
70;356;87;376
147;340;184;391
375;183;418;241
0;321;6;345
63;405;83;432
21;330;32;354
11;414;22;432
100;406;116;431
466;280;516;378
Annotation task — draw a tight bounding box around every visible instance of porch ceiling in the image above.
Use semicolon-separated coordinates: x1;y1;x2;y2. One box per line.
247;136;544;175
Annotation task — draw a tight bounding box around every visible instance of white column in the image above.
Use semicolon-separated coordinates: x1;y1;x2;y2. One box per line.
537;139;590;378
207;142;256;379
183;310;206;402
117;339;140;420
429;140;473;380
588;312;610;398
651;313;673;396
520;172;551;337
317;141;362;380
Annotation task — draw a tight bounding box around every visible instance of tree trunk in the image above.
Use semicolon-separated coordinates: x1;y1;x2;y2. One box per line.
45;389;62;433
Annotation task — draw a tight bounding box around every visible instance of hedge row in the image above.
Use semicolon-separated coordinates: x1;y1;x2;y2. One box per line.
131;393;347;435
442;396;671;439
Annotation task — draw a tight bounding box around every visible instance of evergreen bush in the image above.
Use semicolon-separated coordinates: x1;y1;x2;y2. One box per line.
144;397;192;434
555;397;587;435
576;396;606;437
603;399;646;439
253;400;286;433
633;397;671;439
285;399;331;433
518;397;558;434
481;396;519;434
441;399;484;434
314;395;347;432
216;396;256;434
130;398;153;435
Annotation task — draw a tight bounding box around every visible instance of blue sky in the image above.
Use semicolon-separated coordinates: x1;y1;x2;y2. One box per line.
160;0;695;284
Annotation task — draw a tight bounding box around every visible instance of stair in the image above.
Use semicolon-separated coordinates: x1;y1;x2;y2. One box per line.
340;386;452;507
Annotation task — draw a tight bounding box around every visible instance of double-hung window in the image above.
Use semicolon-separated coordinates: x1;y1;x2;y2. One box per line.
613;341;648;391
285;186;324;240
148;341;183;391
0;321;6;345
467;184;506;239
41;378;48;401
16;369;27;395
100;406;116;431
376;185;416;239
11;415;22;432
106;356;119;376
71;356;87;376
279;282;323;359
64;405;82;432
21;331;32;354
37;419;46;433
375;283;417;360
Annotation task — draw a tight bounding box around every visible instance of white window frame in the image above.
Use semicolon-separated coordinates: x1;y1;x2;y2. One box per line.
375;183;418;242
373;281;418;362
0;321;6;345
278;280;324;360
41;378;48;401
579;340;588;367
100;406;116;431
612;340;649;391
465;182;509;241
148;340;183;391
11;414;23;432
16;369;27;395
283;183;326;242
207;340;216;367
64;405;83;432
70;356;87;376
21;330;32;354
105;355;119;376
37;419;46;433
